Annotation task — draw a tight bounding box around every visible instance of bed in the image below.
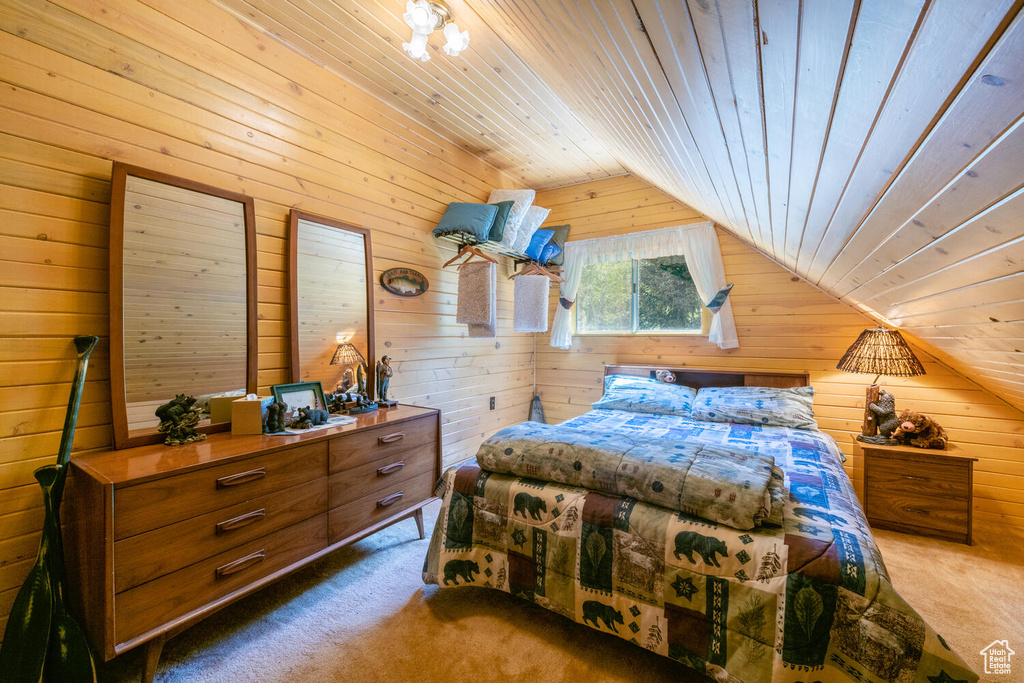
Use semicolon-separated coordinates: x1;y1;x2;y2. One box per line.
423;366;976;683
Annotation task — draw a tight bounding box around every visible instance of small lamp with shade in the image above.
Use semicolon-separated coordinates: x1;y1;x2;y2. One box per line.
329;342;366;394
836;325;925;439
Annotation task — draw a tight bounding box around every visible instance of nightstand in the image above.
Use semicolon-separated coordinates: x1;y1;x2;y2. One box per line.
854;438;976;544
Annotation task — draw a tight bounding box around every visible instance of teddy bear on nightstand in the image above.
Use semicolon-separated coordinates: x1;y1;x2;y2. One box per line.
892;409;949;449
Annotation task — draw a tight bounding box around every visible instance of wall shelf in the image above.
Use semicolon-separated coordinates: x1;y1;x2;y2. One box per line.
435;231;531;264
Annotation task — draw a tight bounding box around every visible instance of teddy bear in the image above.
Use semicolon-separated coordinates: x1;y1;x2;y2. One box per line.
892;410;948;449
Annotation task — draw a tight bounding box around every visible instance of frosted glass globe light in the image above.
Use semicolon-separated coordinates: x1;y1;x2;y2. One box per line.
402;30;431;61
404;1;437;33
442;21;469;56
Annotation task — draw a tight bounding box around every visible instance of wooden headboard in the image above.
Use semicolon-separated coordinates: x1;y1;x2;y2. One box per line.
604;365;809;389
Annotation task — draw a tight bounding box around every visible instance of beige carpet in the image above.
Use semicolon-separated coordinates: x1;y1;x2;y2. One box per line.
101;500;1024;682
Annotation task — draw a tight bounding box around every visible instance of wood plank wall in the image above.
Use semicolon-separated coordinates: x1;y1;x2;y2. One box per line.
0;0;535;639
535;176;1024;533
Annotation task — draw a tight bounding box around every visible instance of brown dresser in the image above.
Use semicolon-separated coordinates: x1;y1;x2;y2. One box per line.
64;405;440;682
855;438;975;545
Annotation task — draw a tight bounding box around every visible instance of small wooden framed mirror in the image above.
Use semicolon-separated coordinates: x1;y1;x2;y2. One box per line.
109;163;258;449
288;210;375;398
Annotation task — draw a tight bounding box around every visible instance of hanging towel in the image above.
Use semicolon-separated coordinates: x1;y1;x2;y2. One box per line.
513;274;549;333
457;261;495;325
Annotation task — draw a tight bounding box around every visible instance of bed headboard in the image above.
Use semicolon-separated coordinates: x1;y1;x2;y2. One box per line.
603;365;809;389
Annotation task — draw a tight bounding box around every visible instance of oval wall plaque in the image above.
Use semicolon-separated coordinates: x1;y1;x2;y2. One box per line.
380;267;429;297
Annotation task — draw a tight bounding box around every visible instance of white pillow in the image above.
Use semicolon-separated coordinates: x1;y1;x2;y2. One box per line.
488;189;535;249
512;205;551;254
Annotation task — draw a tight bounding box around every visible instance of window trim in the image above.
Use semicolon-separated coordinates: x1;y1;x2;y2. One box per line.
572;257;711;337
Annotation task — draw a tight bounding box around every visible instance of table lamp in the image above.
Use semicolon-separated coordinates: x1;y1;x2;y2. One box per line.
330;342;365;393
836;325;925;437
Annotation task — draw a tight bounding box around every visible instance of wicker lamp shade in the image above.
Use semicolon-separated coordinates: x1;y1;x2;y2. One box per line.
837;327;925;378
330;342;365;367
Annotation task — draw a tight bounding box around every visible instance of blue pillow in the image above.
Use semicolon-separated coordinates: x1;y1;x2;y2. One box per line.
539;243;562;264
432;202;499;242
525;229;554;261
691;386;817;430
591;375;696;416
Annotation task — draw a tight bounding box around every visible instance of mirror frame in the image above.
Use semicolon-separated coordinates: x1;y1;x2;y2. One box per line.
109;162;259;449
288;209;375;397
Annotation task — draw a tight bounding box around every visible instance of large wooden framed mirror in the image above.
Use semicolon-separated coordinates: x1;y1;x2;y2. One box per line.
289;210;374;397
109;163;258;449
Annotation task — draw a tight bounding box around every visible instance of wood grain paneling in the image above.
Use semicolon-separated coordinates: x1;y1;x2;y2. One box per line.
535;176;1024;533
235;0;1023;415
0;0;533;640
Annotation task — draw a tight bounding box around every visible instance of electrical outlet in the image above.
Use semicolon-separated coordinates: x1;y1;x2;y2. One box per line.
489;396;495;410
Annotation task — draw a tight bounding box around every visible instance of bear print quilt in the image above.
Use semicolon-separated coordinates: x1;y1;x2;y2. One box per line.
476;421;783;530
422;410;976;683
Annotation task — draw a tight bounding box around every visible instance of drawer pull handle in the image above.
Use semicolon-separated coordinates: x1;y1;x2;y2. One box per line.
377;461;405;476
901;475;927;482
216;468;266;489
377;491;404;508
904;506;931;516
216;549;266;578
378;432;405;445
216;509;266;534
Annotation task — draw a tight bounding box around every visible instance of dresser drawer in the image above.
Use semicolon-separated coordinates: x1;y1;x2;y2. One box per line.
866;490;969;534
328;414;436;474
114;478;328;592
866;456;969;499
328;444;435;509
328;470;434;544
114;442;327;540
115;514;327;643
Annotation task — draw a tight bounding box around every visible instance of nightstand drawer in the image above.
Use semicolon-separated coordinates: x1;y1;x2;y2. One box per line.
866;457;969;499
866;490;969;534
328;414;436;474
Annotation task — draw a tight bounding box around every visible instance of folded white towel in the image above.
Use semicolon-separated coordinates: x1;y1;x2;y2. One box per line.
457;262;495;325
513;274;549;333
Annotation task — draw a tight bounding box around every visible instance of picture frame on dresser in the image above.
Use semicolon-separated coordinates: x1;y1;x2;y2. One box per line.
272;381;328;412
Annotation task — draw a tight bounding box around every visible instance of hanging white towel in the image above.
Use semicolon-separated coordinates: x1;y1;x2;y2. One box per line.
457;261;495;325
513;274;549;333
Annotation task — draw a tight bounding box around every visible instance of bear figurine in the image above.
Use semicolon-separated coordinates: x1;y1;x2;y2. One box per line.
892;410;948;449
859;389;901;445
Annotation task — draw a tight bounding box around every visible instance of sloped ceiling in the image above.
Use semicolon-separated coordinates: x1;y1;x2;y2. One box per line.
219;0;1024;411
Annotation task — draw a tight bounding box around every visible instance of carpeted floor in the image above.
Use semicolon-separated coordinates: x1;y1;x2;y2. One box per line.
101;500;1024;682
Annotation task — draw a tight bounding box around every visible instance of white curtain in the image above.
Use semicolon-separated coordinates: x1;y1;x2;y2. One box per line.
550;222;739;350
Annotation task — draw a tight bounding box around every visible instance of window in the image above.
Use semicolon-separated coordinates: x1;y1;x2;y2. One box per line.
574;255;707;335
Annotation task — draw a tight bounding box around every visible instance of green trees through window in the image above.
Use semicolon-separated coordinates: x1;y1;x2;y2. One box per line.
576;255;703;334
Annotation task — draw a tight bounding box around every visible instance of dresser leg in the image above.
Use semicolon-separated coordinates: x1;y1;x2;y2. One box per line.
142;635;166;683
414;508;425;540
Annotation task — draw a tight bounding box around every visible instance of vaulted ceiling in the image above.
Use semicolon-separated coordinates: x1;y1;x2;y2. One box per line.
219;0;1024;411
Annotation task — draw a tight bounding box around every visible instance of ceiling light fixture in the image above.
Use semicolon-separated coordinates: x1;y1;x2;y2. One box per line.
402;0;469;62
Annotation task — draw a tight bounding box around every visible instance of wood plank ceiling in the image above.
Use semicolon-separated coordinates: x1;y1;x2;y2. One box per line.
219;0;1024;411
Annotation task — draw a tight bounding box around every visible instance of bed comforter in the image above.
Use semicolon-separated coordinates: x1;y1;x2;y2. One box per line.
423;410;976;683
